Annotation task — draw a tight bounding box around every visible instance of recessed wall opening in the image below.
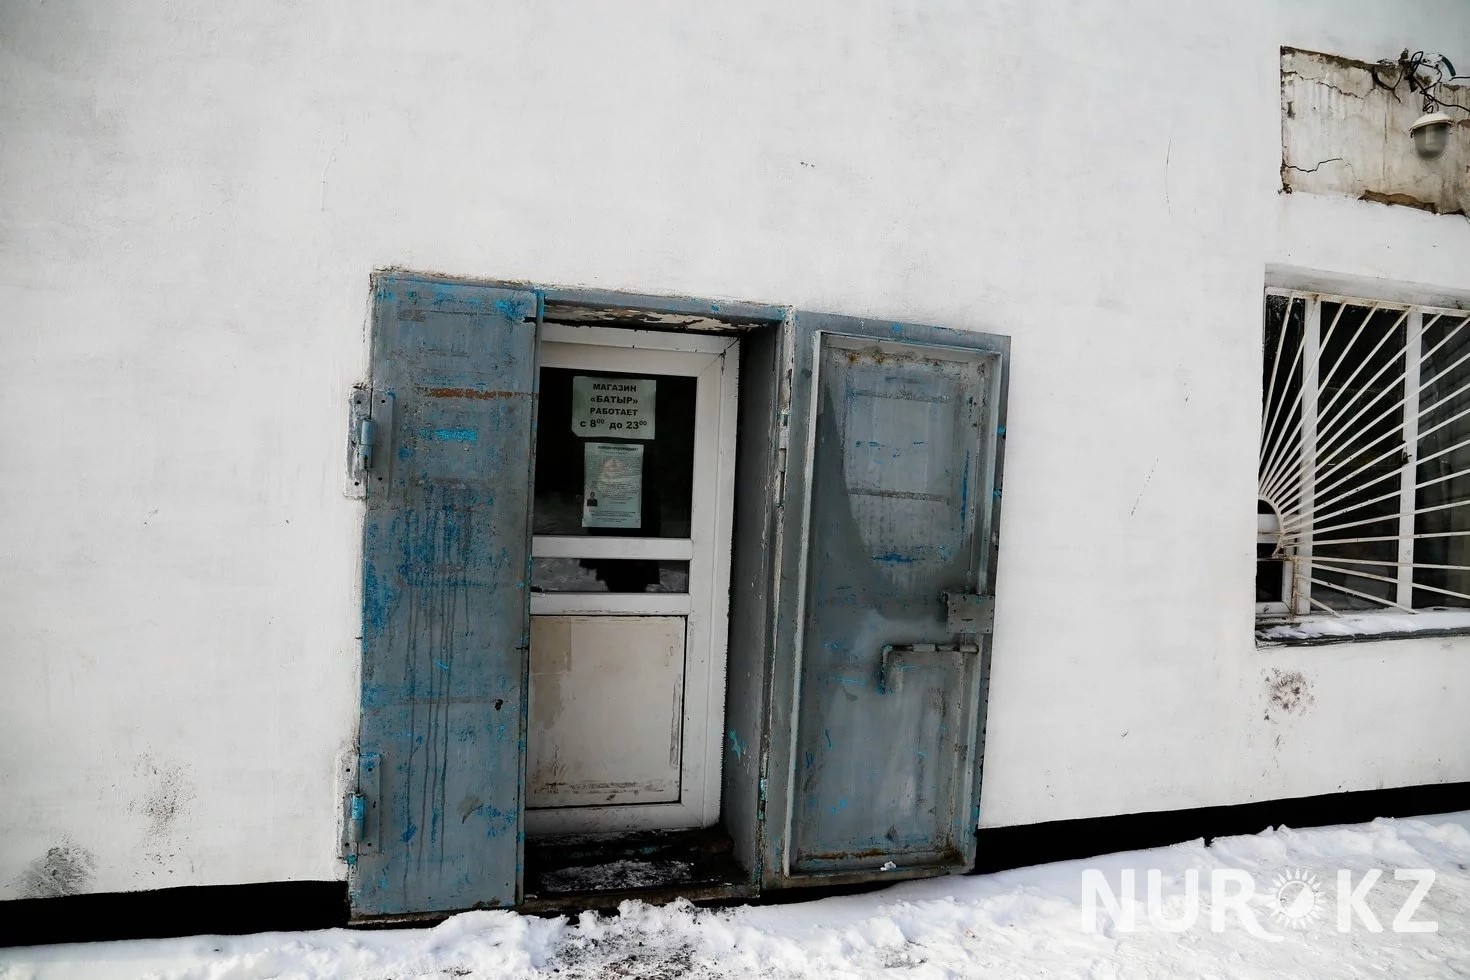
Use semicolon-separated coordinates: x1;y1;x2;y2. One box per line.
520;300;782;906
353;276;1008;919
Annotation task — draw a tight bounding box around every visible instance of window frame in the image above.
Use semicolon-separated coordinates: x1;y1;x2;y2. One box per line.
1258;287;1470;628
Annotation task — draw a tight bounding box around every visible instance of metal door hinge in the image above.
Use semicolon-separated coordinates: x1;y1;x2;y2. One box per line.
944;592;995;635
346;387;395;498
342;751;381;860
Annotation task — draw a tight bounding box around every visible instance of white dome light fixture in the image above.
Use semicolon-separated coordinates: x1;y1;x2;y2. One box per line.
1409;110;1453;159
1375;51;1464;161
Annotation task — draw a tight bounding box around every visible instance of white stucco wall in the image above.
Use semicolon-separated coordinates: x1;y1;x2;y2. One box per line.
1;0;1468;897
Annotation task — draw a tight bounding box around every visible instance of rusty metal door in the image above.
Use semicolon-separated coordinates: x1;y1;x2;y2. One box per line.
352;275;538;917
781;317;1006;877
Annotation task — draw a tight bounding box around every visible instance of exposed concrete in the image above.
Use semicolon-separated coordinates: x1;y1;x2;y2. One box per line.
1282;48;1469;214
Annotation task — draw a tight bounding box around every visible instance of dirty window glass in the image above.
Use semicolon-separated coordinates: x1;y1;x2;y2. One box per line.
531;558;690;594
533;368;695;537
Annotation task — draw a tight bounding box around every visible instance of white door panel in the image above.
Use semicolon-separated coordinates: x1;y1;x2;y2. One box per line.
527;616;686;808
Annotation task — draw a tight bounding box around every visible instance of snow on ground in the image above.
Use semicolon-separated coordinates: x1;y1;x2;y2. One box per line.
4;811;1470;979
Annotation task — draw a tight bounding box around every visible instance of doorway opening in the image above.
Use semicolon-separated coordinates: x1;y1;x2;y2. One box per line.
526;325;737;837
351;273;1008;920
522;311;765;905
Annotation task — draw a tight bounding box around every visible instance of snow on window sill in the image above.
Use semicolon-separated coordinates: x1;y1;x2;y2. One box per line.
1256;610;1470;646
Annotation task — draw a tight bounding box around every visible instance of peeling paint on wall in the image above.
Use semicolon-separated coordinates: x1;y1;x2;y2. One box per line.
1281;48;1469;214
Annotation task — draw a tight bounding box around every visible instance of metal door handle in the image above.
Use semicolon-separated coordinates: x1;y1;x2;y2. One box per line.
879;642;979;693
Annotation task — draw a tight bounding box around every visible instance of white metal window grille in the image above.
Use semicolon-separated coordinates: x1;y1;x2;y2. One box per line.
1259;289;1470;620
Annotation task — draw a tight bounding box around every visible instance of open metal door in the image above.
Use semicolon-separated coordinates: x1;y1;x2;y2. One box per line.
351;275;539;917
772;312;1007;880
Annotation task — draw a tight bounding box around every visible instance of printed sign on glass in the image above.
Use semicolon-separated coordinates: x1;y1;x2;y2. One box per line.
582;442;644;529
572;376;656;440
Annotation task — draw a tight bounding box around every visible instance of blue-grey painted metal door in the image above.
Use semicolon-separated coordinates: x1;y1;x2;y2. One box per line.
783;315;1006;876
352;275;539;917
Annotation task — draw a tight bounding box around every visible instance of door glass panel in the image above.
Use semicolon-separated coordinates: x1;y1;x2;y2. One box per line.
531;558;690;594
534;368;696;537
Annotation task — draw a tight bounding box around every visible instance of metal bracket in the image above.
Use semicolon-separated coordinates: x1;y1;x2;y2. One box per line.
944;592;995;635
346;387;394;499
342;751;381;858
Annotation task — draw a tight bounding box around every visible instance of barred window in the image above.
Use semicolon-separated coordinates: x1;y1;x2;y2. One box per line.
1258;290;1470;627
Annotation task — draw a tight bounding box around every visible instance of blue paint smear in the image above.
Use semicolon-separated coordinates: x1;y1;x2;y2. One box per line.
401;822;417;843
362;557;399;641
727;729;746;759
424;427;478;443
872;552;918;564
824;728;833;750
833;675;865;687
494;298;530;321
960;451;971;513
435;660;451;672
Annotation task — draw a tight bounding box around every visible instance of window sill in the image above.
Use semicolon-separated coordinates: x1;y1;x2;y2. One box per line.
1256;610;1470;647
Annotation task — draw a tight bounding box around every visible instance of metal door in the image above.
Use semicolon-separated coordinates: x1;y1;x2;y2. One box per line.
782;317;1006;877
352;275;538;917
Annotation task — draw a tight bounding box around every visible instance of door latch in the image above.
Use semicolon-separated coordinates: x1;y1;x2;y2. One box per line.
346;387;395;498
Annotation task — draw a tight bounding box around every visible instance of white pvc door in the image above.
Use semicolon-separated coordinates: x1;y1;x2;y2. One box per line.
525;326;738;835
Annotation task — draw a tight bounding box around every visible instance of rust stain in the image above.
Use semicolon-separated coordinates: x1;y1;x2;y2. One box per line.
420;387;523;400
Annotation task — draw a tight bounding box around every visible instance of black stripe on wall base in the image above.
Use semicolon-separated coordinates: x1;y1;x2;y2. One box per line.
0;881;347;949
972;781;1470;874
3;781;1468;948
